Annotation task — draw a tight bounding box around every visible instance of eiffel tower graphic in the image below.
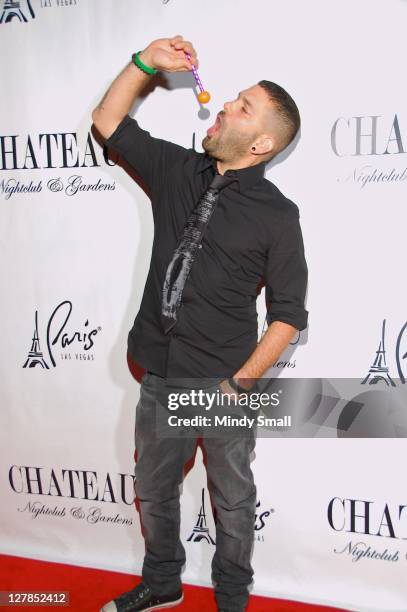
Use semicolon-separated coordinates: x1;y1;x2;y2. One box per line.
0;0;35;24
361;319;395;386
23;310;49;369
187;488;215;544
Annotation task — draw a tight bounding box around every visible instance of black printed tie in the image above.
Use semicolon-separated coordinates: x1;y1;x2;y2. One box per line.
161;171;237;334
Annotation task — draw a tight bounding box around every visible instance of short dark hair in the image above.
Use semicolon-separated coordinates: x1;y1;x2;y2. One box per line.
257;80;301;157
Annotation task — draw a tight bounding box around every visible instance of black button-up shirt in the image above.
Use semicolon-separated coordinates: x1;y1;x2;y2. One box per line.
103;114;308;378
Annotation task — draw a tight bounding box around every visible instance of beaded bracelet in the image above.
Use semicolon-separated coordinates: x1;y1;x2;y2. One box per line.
132;51;157;75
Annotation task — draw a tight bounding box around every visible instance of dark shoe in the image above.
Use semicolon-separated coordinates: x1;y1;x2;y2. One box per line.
100;581;184;611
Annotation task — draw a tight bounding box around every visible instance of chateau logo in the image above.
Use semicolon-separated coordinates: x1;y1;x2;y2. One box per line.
331;114;407;188
331;114;405;157
1;129;108;172
22;300;102;369
9;464;136;526
0;127;116;199
327;497;406;564
328;497;407;539
9;464;136;505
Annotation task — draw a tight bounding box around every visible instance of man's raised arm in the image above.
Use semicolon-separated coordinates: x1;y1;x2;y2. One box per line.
91;35;199;140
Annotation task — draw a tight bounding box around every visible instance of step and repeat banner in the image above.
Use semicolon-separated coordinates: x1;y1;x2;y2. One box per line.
1;1;406;611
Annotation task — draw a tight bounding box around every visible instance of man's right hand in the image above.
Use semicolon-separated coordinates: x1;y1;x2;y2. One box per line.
139;35;199;73
92;35;198;140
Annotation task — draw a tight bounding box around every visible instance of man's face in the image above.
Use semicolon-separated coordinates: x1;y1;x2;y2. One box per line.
202;84;273;163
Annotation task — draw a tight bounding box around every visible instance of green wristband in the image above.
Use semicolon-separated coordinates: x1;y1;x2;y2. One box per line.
132;51;157;75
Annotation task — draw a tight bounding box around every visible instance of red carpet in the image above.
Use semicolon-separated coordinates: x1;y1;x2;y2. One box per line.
1;554;350;611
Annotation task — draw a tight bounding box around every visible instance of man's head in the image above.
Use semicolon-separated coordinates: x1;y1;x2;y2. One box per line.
202;80;300;169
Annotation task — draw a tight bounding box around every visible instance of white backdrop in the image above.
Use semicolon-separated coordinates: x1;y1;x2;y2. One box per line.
1;1;407;611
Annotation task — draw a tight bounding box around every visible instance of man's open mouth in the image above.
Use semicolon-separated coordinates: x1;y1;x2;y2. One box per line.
206;113;222;137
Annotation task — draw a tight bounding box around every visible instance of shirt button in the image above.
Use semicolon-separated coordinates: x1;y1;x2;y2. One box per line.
173;333;178;338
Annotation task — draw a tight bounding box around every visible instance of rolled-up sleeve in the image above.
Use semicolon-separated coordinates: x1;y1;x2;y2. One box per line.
264;206;309;331
102;114;189;193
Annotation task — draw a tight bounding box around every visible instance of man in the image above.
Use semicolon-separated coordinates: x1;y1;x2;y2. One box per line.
93;35;308;612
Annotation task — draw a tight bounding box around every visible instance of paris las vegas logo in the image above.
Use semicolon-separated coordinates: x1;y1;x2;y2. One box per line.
0;0;78;24
22;300;102;369
362;319;407;386
187;488;273;545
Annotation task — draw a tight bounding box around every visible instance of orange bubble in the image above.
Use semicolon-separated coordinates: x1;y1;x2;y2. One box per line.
198;91;211;104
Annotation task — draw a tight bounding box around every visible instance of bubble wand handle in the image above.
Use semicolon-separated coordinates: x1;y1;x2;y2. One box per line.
184;51;204;92
184;51;211;104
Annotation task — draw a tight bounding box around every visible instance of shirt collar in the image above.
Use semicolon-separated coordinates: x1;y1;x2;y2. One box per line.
197;153;266;193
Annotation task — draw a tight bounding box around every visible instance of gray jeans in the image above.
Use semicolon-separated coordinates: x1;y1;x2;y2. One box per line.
134;371;257;611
